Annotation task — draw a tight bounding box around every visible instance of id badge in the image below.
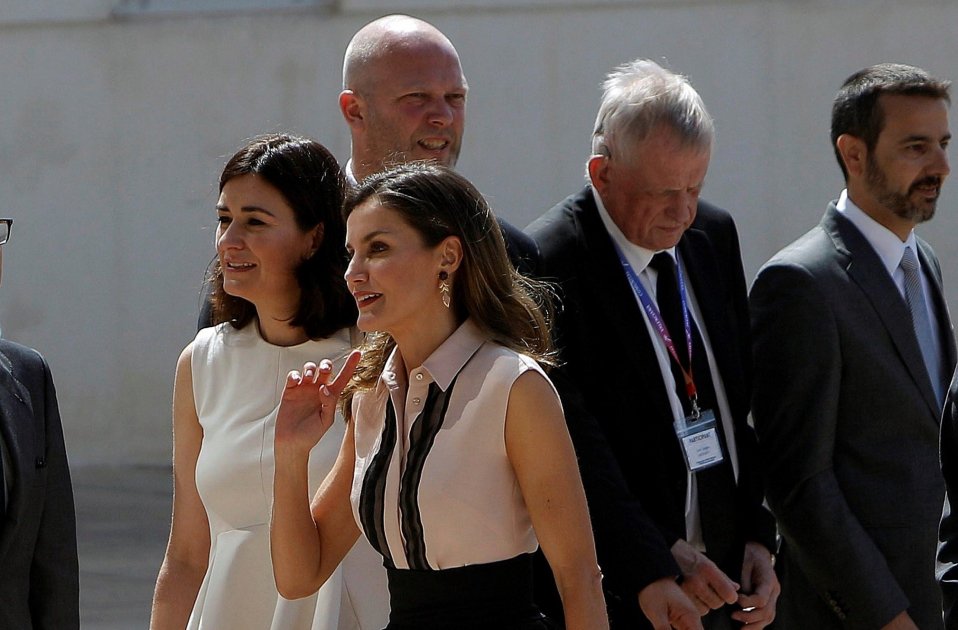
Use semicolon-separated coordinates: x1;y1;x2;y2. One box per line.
674;409;725;472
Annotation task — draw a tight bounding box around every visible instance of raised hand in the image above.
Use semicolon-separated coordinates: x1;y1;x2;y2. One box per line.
274;350;362;455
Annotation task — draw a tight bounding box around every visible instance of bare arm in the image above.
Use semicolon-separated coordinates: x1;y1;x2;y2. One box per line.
150;344;211;630
505;370;608;630
270;354;363;600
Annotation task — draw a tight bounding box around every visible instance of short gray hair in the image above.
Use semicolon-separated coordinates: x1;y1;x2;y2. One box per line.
591;59;713;161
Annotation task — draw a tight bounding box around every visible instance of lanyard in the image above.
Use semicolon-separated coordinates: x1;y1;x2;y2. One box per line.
614;244;703;418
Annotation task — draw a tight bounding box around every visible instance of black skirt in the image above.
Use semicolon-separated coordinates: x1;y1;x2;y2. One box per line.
384;553;557;630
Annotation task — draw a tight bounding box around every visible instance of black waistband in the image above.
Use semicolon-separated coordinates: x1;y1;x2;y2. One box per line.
385;553;552;630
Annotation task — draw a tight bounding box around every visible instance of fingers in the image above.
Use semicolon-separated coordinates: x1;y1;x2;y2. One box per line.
644;606;671;630
672;607;705;630
731;603;775;628
739;556;754;595
638;578;703;630
284;352;361;395
737;580;772;610
325;350;363;395
736;576;779;627
680;565;739;611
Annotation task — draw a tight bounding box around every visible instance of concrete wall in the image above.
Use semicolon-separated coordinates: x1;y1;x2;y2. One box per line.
2;0;956;464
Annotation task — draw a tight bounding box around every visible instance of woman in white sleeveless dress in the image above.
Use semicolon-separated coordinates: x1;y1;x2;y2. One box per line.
151;134;388;630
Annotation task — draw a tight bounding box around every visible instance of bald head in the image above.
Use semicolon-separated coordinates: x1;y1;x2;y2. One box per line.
339;15;468;182
343;15;458;90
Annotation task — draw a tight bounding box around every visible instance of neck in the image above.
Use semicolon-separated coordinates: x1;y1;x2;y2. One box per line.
846;184;914;242
391;311;460;378
349;150;383;185
255;295;308;346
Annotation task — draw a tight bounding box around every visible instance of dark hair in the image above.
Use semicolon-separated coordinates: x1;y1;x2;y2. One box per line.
831;63;951;180
208;133;357;338
340;162;556;417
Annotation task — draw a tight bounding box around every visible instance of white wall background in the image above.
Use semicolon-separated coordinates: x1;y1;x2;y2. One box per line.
2;0;956;464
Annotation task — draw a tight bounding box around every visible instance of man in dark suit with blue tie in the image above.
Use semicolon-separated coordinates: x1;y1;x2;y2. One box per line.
528;58;778;630
0;218;79;628
751;64;954;630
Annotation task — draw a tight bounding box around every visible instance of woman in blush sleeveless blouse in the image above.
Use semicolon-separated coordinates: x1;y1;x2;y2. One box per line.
269;163;608;630
151;134;388;630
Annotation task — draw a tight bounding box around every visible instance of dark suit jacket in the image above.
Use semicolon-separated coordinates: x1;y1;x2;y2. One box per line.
527;187;774;627
939;370;958;629
751;204;955;630
0;340;79;629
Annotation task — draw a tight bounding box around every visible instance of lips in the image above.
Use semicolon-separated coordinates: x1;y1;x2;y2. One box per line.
353;291;382;309
224;261;255;271
912;176;942;196
418;138;449;152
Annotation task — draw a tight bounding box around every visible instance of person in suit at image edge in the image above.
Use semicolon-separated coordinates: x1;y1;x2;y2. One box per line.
0;217;79;629
752;63;955;629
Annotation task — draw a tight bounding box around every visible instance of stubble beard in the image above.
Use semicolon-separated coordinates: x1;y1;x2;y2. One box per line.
865;155;940;224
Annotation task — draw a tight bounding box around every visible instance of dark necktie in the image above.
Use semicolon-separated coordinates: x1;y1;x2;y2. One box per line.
649;252;739;572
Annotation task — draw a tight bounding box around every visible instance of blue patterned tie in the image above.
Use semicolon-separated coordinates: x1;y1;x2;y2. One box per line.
901;246;943;405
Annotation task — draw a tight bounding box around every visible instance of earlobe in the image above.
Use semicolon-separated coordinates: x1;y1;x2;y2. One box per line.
836;134;866;178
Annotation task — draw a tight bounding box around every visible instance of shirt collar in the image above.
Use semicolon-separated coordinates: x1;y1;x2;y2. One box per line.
379;319;487;392
344;159;359;188
836;189;918;275
590;185;675;272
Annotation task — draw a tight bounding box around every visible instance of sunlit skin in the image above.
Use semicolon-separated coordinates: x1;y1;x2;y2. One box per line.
840;93;951;241
216;174;321;345
344;199;461;370
341;18;467;182
588;126;710;251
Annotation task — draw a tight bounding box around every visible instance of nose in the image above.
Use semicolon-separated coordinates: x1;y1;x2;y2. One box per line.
427;99;453;128
669;190;698;222
216;221;243;253
931;144;951;179
344;254;365;285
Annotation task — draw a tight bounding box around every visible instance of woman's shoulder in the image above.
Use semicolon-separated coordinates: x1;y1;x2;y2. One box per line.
470;340;548;384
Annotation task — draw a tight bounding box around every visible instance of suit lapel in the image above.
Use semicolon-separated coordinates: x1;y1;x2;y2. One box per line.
678;227;744;409
573;190;676;425
917;239;958;379
0;351;35;561
823;205;941;418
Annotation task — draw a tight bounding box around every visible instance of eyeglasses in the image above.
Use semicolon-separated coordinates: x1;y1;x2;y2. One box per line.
0;219;11;245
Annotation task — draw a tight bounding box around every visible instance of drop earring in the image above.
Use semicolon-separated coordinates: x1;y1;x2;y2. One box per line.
438;270;451;309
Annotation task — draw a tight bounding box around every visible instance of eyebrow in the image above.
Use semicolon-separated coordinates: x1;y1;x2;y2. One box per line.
215;204;277;217
346;229;392;247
